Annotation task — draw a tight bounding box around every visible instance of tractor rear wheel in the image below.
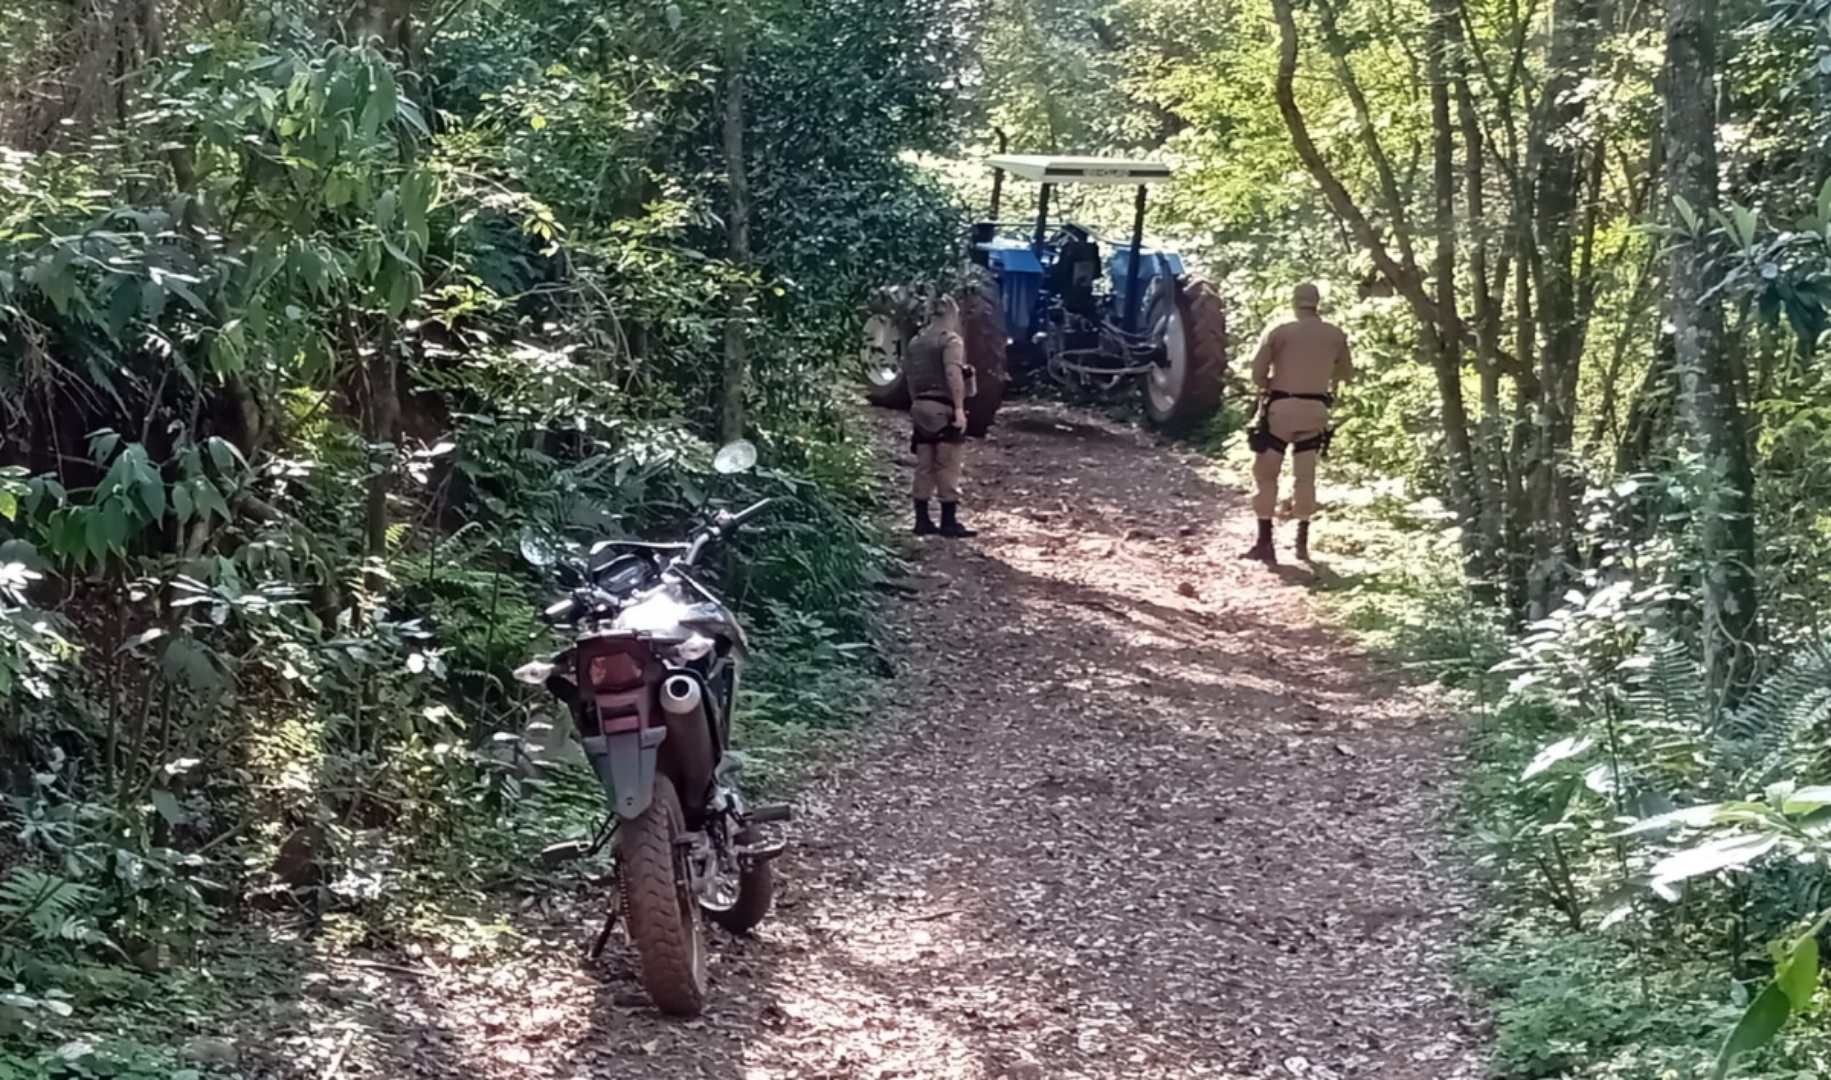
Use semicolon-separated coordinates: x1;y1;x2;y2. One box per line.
862;307;913;410
1143;277;1229;433
958;278;1007;437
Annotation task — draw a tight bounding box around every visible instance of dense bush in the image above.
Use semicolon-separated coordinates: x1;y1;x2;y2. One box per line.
0;0;961;1067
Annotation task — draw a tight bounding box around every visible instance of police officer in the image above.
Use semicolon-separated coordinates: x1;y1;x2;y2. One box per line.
904;293;977;538
1242;282;1352;564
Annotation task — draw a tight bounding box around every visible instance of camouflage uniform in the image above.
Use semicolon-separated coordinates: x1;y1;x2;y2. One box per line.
1243;283;1353;564
904;304;978;538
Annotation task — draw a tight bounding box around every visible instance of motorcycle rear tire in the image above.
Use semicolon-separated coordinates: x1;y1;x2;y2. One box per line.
618;774;708;1017
706;828;774;935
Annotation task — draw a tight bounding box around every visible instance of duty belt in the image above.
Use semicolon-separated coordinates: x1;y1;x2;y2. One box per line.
1248;390;1335;456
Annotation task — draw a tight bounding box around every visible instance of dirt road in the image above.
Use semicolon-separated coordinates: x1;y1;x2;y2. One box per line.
263;405;1482;1080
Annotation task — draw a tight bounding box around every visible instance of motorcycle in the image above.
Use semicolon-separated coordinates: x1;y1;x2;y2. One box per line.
513;440;791;1017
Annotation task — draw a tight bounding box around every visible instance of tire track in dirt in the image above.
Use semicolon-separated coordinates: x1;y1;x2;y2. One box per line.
256;404;1483;1080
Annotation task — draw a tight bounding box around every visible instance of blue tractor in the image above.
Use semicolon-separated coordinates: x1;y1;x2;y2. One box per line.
863;153;1230;435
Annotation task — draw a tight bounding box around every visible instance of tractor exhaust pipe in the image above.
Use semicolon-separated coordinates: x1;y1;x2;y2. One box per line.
1124;183;1148;332
989;127;1009;220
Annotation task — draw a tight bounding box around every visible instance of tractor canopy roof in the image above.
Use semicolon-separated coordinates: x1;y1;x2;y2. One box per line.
986;154;1173;186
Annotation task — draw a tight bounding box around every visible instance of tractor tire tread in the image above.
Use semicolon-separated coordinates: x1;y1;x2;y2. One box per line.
863;307;914;410
865;375;913;410
958;277;1008;437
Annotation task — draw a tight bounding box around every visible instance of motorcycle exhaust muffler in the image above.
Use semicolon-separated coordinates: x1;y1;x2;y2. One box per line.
660;675;702;716
659;674;715;794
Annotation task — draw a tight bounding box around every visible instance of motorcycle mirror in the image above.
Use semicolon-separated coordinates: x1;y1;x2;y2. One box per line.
713;440;758;475
519;532;561;568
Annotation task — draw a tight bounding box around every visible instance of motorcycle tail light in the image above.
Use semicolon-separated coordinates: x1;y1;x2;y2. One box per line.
587;651;645;690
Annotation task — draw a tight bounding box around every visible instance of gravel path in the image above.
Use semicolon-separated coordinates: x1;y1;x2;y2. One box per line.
250;405;1484;1080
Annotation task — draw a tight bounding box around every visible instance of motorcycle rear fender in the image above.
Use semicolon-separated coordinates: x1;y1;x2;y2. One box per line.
570;636;673;818
582;726;668;819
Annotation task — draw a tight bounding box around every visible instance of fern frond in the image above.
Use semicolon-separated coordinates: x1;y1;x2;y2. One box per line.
1626;635;1707;731
0;868;100;945
1727;640;1831;783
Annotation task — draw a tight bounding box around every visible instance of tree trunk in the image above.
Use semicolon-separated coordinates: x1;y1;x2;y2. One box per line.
363;342;401;568
720;31;753;444
1454;22;1508;592
1425;0;1482;566
1315;0;1420;271
1508;189;1538;616
1662;0;1759;705
1585;248;1660;458
354;0;413;573
351;0;414;56
1277;0;1486;576
1523;0;1602;617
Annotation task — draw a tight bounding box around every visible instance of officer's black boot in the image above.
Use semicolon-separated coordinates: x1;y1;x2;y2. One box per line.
914;500;939;536
1241;518;1277;564
939;502;977;538
1295;520;1312;562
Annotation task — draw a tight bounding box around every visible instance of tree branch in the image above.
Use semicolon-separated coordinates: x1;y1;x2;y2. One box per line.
1271;0;1433;325
1313;0;1420;271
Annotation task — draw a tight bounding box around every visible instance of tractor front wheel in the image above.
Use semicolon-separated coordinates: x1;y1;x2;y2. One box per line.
958;278;1007;437
1143;277;1229;433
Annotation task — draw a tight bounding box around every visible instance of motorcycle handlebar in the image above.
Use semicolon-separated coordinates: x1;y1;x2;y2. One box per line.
544;584;620;624
726;498;774;528
545;501;780;622
681;498;774;567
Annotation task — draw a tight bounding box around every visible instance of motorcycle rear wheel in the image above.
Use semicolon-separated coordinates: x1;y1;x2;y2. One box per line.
618;774;708;1017
705;827;774;935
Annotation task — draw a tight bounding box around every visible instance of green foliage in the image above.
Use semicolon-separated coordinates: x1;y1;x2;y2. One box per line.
736;603;884;791
1468;922;1733;1079
0;872;105;955
1312;449;1831;1078
0;0;938;1064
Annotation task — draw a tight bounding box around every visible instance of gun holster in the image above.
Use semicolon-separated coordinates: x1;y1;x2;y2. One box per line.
1247;395;1279;454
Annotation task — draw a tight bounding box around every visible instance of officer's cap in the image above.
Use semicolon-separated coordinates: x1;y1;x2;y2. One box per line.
1294;282;1321;310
